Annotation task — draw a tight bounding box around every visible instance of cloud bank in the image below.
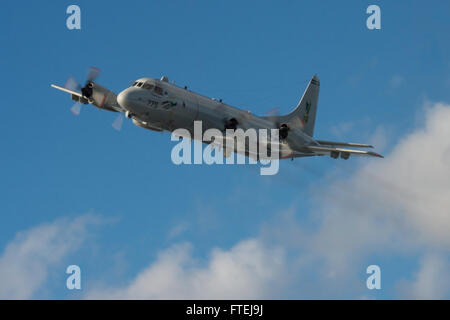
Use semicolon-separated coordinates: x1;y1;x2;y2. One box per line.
2;102;449;299
0;215;98;299
87;239;285;299
85;101;450;299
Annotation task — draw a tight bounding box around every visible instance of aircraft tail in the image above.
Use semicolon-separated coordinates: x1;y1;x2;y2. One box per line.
267;75;320;137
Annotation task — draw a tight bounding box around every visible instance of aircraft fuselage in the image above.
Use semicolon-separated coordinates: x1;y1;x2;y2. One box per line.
117;77;315;158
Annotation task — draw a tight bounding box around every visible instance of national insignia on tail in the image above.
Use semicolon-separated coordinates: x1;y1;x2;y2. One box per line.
303;101;311;123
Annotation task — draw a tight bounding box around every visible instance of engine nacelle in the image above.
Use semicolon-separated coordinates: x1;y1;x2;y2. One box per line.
279;124;289;140
89;83;120;112
224;118;238;131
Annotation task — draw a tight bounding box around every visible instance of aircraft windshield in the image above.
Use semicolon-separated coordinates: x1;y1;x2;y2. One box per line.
132;81;156;92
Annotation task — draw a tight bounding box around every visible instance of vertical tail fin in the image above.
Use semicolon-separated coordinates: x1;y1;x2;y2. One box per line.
266;75;320;137
286;75;320;136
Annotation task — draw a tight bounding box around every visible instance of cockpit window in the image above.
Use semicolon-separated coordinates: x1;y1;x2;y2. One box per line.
132;82;138;87
154;86;164;95
143;83;154;90
136;82;143;87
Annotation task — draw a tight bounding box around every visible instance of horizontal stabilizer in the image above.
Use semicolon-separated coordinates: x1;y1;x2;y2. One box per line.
306;145;383;158
316;140;374;148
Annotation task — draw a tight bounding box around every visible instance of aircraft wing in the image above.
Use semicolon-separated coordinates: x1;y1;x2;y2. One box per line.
207;135;261;159
306;145;384;158
51;84;81;97
207;135;240;158
51;84;89;104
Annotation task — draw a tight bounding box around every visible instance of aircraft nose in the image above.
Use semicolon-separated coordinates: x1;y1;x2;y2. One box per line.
117;88;133;109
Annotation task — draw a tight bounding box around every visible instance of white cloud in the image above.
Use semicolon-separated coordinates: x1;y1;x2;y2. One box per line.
261;101;450;297
318;103;450;247
0;215;99;299
397;254;450;299
354;102;450;247
87;239;285;299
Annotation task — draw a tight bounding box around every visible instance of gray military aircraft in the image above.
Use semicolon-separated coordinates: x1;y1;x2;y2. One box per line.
51;68;383;160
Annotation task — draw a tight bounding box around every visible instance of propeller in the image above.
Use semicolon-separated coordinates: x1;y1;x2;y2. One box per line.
62;67;125;131
112;114;124;131
65;76;81;91
81;66;101;99
87;66;101;83
64;67;101;116
70;102;82;116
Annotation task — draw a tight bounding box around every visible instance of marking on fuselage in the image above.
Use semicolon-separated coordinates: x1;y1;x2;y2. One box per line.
147;99;159;108
161;100;177;109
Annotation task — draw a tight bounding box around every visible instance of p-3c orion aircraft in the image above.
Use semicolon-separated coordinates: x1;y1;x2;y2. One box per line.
51;68;383;160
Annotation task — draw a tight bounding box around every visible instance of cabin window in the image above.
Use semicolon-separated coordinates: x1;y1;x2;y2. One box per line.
143;83;154;90
154;86;164;95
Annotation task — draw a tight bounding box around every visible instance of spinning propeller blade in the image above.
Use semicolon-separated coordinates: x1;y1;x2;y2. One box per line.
87;66;101;83
112;114;124;131
70;102;82;116
65;77;81;91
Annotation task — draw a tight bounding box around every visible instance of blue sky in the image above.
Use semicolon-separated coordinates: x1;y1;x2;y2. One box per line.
1;0;450;299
